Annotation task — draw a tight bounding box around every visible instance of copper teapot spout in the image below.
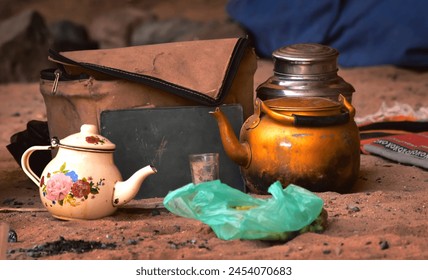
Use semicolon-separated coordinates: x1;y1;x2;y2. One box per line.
210;107;251;168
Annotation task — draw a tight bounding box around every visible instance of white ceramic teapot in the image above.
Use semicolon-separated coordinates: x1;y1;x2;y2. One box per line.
21;124;157;220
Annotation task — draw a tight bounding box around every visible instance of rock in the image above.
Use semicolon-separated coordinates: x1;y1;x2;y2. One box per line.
0;10;52;83
379;240;390;250
184;19;247;41
49;20;98;52
130;17;246;46
8;229;18;243
89;8;156;49
131;17;200;45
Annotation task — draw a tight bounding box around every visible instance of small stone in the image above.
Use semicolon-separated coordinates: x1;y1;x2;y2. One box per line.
8;230;18;243
322;249;331;254
347;205;360;212
126;239;138;245
379;240;389;250
151;209;161;216
168;241;178;249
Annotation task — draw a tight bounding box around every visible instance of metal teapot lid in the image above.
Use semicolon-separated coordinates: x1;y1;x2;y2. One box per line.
263;96;342;115
273;43;339;75
257;43;355;101
56;124;116;151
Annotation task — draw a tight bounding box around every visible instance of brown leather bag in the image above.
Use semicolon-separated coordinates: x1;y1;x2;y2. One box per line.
40;37;257;139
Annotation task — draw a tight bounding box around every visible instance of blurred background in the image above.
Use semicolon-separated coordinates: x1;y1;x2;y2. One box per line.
0;0;245;83
2;0;428;84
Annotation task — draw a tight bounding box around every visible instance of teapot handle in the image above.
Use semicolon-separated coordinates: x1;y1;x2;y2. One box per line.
258;98;295;125
339;94;356;118
258;94;356;126
21;145;53;186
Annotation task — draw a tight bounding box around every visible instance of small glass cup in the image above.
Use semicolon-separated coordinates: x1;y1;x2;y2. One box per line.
189;153;219;184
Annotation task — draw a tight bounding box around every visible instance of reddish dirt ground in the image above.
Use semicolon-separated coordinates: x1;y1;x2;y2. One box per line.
0;0;427;261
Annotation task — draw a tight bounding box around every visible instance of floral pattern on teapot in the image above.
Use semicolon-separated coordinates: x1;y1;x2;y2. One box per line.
85;135;106;145
40;162;105;207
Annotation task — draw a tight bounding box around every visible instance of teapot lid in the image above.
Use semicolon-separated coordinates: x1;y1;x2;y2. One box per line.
263;96;342;115
58;124;116;151
273;43;338;75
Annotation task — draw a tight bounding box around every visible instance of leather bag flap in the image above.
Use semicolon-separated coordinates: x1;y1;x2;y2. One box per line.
48;37;251;105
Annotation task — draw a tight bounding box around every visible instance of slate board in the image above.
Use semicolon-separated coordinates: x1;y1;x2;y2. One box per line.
100;104;245;198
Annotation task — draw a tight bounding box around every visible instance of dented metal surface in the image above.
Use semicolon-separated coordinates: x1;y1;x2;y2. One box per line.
211;95;360;194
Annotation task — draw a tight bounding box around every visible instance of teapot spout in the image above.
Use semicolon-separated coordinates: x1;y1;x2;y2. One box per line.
210;107;251;168
113;165;157;206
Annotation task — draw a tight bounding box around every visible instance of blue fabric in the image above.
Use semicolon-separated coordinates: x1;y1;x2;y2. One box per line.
226;0;428;67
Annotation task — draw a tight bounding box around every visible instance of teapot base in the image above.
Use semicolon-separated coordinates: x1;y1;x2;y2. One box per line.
243;168;359;195
50;213;113;221
47;208;117;221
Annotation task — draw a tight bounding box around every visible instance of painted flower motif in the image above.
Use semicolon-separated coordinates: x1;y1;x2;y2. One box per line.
71;179;91;198
45;173;73;201
66;170;78;182
40;162;104;207
85;136;105;145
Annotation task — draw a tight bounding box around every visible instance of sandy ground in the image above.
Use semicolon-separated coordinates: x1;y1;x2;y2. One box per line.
0;0;427;261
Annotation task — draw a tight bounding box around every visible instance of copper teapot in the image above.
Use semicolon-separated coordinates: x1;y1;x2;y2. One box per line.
210;95;360;194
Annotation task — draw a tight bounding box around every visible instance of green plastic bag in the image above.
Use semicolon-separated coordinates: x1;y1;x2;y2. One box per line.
163;180;324;241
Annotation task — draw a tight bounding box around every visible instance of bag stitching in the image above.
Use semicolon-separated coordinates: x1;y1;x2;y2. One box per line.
80;62;215;103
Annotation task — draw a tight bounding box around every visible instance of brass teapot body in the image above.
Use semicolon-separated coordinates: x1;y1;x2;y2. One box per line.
211;95;360;194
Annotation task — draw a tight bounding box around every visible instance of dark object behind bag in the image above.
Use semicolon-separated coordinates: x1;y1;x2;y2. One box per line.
6;120;51;177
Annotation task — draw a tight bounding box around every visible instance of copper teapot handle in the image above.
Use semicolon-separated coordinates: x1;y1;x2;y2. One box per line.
339;94;356;118
258;98;295;125
258;94;355;126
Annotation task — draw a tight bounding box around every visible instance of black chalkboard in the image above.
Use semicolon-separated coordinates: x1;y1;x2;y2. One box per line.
100;104;245;198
